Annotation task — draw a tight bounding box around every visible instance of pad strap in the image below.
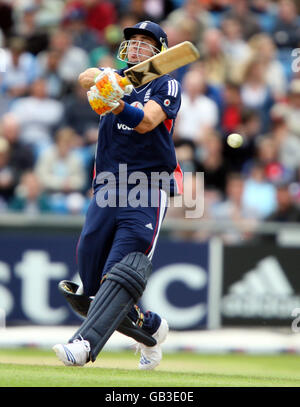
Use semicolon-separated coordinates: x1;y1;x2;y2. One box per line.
58;281;156;347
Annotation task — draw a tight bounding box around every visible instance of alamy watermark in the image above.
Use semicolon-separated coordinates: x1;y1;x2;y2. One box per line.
291;48;300;73
291;308;300;333
94;164;204;219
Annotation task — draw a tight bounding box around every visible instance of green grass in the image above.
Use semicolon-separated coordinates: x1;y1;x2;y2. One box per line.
0;348;300;387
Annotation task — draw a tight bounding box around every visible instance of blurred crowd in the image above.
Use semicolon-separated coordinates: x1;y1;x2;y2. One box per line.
0;0;300;240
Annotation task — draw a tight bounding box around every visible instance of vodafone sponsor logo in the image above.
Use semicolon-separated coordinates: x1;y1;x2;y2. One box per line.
117;123;132;131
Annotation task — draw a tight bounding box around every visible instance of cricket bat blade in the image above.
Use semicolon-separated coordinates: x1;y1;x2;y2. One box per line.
121;41;199;88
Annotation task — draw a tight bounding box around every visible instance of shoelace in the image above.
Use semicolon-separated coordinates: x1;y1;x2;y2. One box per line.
73;336;91;352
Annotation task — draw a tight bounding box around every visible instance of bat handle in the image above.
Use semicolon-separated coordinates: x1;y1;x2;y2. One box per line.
118;76;131;89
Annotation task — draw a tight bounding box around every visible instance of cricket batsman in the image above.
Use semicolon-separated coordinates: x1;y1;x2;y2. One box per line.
53;21;183;370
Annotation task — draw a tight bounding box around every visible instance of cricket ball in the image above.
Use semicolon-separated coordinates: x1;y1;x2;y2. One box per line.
227;133;243;148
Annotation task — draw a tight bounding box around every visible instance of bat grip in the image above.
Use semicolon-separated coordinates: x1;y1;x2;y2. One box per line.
119;76;131;88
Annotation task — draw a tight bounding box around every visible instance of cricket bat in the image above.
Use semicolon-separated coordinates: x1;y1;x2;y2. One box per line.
120;41;199;88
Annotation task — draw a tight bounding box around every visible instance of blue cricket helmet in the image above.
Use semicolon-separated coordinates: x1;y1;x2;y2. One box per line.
123;21;168;51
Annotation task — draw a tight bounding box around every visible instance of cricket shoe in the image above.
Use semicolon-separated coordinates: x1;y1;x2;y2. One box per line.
136;318;169;370
52;338;90;366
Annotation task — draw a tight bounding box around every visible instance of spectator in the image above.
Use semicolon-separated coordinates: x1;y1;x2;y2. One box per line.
197;130;231;195
164;14;200;48
62;82;99;137
37;49;66;99
248;33;288;100
10;78;64;155
8;171;51;214
210;172;258;243
62;6;100;53
23;0;65;29
0;137;16;205
289;166;300;205
284;79;300;139
250;0;277;33
174;139;200;173
1;36;40;99
162;20;186;48
124;0;176;23
91;52;117;71
35;127;85;195
221;17;251;67
224;0;261;40
242;162;277;219
272;0;300;50
61;82;99;179
201;28;230;86
175;69;218;144
13;5;49;56
266;182;300;222
143;0;176;22
207;0;231;28
0;113;34;184
89;25;125;71
80;129;98;191
0;27;3;48
220;80;242;135
126;0;154;22
64;191;91;215
223;108;260;172
254;136;292;185
189;61;223;112
118;12;139;32
64;0;117;42
0;75;10;117
240;56;274;132
38;29;89;86
271;0;300;80
83;0;117;38
165;171;206;241
0;0;14;37
269;104;300;172
166;0;213;46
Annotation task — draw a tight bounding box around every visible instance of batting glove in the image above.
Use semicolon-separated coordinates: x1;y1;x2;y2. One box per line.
94;67;133;101
87;85;120;116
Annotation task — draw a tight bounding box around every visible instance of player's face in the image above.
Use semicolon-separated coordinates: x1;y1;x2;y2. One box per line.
127;34;159;64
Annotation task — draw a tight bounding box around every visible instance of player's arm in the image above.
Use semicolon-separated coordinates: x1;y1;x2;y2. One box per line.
113;100;167;134
78;68;101;90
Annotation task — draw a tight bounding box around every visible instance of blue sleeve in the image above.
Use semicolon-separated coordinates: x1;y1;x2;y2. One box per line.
150;77;181;119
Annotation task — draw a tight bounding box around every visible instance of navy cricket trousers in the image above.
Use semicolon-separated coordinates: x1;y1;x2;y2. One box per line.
76;186;168;298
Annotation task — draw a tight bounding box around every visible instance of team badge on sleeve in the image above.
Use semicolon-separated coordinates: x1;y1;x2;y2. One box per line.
164;99;171;106
131;101;144;110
